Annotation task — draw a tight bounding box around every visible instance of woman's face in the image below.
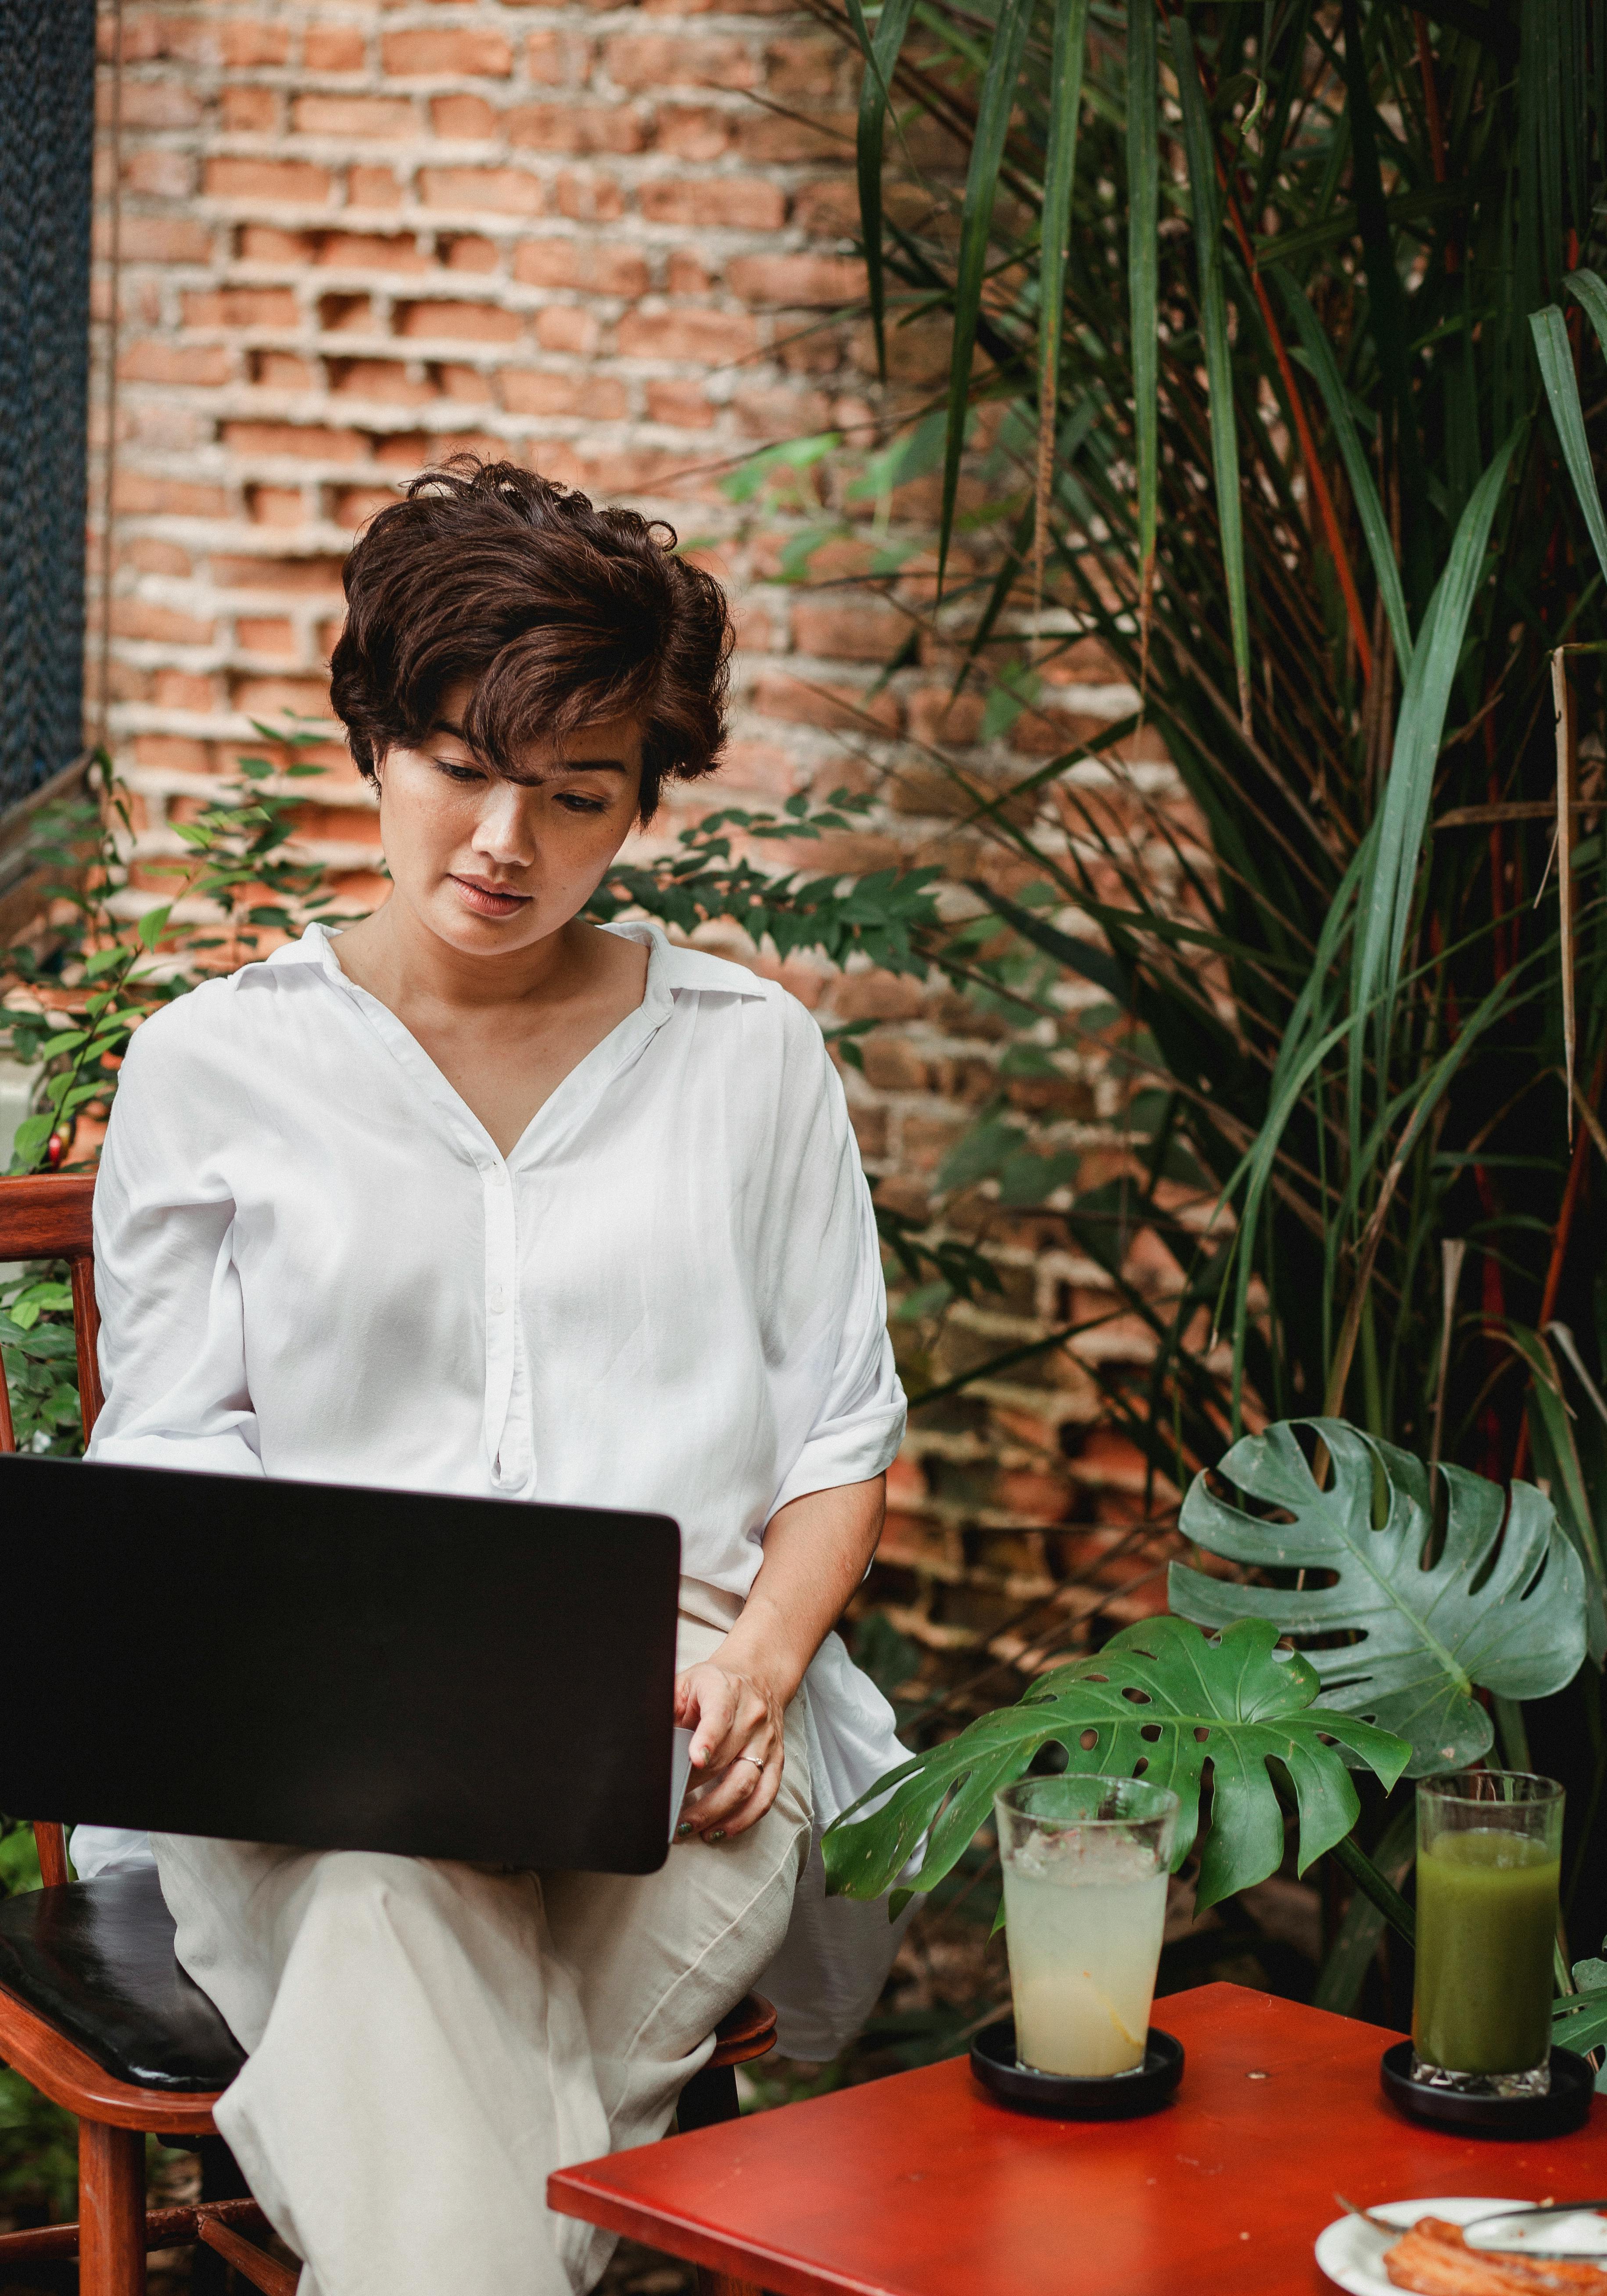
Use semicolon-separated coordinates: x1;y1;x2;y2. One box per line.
374;687;645;959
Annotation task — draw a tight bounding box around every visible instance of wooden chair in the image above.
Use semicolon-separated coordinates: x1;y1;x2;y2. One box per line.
0;1171;776;2296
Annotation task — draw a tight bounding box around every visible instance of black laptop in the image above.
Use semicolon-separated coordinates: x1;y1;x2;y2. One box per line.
0;1455;683;1876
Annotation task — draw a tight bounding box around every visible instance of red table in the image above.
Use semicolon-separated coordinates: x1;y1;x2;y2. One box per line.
549;1983;1607;2296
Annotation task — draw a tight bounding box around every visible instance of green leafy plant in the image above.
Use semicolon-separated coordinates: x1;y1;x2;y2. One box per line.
824;1610;1410;1916
1172;1419;1589;1771
768;0;1607;2013
769;0;1607;1495
0;1274;83;1455
1553;1936;1607;2059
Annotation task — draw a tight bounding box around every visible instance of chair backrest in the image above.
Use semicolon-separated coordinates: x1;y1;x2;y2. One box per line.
0;1175;102;1454
0;1173;102;1884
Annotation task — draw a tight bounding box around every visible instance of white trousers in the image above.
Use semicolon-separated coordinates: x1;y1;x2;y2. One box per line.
152;1618;812;2296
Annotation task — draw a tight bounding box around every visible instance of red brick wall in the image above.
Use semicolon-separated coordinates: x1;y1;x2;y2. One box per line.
90;0;1177;1664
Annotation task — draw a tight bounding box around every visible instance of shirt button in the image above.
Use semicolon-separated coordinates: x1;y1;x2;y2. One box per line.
490;1167;509;1187
488;1287;508;1314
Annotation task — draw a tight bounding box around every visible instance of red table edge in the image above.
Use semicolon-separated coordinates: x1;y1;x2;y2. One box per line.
549;2171;890;2296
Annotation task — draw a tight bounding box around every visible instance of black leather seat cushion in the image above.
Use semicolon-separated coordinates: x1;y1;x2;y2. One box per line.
0;1866;246;2092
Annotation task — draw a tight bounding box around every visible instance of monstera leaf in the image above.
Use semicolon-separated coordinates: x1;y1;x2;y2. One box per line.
821;1615;1408;1916
1173;1418;1587;1776
1553;1943;1607;2070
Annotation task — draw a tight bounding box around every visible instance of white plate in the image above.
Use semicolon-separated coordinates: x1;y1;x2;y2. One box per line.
1315;2195;1607;2295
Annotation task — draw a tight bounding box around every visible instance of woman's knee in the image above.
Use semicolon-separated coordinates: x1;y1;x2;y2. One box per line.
301;1849;438;1937
300;1848;530;1944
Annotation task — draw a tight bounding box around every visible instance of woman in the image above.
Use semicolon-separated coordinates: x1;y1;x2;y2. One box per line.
80;461;909;2296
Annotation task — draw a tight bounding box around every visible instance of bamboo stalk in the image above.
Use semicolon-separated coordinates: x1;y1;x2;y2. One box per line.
1324;1157;1406;1416
1553;648;1579;1134
1428;1238;1467;1476
1513;1042;1607;1481
1221;182;1375;686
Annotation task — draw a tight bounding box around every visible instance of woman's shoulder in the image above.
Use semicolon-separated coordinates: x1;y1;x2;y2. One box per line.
120;935;331;1077
120;971;240;1069
649;940;857;1167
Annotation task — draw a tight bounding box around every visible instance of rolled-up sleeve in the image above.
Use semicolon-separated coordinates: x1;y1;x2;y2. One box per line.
86;1007;264;1480
765;1001;906;1516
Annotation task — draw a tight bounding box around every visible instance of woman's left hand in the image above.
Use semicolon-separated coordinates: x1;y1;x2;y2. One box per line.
673;1661;785;1840
668;1480;887;1844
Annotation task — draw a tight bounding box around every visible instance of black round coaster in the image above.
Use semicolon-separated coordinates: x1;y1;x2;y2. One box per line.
970;2019;1184;2120
1380;2043;1595;2139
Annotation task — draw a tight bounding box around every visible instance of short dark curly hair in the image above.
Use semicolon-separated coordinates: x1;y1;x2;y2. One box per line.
328;458;733;822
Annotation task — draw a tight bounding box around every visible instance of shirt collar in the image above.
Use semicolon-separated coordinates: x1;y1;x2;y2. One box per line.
269;920;769;1002
265;923;346;977
603;922;769;1001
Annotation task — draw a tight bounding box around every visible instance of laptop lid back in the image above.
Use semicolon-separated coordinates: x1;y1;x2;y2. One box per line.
0;1456;682;1876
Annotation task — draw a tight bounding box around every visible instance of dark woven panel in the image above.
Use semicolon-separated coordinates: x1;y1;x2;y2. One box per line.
0;0;97;821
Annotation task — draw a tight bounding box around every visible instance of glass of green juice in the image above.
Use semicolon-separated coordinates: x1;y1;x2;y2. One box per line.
1411;1770;1564;2098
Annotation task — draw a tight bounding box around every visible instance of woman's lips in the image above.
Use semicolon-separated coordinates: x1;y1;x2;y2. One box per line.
451;875;532;918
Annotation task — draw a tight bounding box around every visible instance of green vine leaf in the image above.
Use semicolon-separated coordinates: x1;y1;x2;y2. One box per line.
822;1615;1409;1917
1172;1418;1587;1776
585;790;942;976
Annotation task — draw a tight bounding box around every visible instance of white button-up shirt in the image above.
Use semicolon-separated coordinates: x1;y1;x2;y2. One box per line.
79;921;910;2054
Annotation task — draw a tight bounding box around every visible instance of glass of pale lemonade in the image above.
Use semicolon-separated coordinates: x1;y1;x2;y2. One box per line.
1411;1769;1564;2098
995;1775;1179;2077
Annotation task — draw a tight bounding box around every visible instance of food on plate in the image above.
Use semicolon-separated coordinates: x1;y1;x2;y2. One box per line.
1384;2217;1607;2296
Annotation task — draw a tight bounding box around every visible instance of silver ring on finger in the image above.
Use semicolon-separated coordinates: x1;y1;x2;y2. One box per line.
733;1753;765;1771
